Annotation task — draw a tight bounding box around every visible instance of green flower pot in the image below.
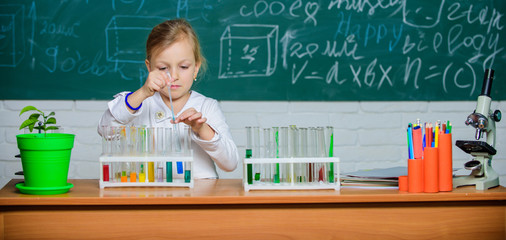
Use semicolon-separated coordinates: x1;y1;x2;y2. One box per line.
16;133;75;194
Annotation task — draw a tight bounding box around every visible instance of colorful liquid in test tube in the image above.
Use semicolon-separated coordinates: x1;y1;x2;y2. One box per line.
130;163;137;182
245;127;253;184
184;171;191;183
157;163;163;182
148;162;155;182
139;163;146;182
166;162;173;182
121;171;127;182
272;127;280;183
103;164;110;182
326;126;334;183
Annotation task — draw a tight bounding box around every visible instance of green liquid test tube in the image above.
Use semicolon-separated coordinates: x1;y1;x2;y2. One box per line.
184;170;191;183
274;163;280;183
254;172;261;181
246;149;253;184
274;128;280;183
166;162;172;182
329;163;334;183
328;131;334;183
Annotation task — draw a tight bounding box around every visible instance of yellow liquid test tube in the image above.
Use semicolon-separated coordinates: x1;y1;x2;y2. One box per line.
139;163;146;182
148;162;155;182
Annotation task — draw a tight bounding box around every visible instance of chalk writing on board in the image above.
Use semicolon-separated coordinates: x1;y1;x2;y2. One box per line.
219;24;278;78
106;16;166;64
268;0;505;97
0;4;26;67
0;0;504;100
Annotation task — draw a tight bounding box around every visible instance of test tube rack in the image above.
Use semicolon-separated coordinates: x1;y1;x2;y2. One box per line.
243;157;340;191
99;154;193;189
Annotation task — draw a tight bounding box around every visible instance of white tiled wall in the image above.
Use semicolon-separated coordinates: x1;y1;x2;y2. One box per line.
1;100;505;188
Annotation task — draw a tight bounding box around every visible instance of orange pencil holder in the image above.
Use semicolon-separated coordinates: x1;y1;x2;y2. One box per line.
438;133;453;191
423;147;439;193
408;158;424;193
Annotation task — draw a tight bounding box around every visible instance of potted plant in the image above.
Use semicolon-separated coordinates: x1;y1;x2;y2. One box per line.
16;106;75;195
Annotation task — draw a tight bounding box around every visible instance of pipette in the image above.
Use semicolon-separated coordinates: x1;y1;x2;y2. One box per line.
166;71;183;174
166;71;176;125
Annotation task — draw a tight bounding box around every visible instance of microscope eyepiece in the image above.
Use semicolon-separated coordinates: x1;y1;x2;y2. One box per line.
480;69;494;97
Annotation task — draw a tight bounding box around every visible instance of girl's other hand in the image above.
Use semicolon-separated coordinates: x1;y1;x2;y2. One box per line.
174;108;215;141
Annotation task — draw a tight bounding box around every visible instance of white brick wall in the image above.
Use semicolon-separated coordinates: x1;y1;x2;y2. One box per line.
1;100;505;188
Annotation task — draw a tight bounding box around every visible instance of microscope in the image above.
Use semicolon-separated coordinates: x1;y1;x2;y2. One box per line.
454;69;502;190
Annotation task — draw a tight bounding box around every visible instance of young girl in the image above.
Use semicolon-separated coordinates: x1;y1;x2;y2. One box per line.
98;19;239;179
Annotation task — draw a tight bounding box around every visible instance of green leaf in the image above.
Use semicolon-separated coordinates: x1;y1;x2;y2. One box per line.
46;117;57;124
19;106;39;116
19;118;38;130
48;112;56;117
29;113;41;120
46;126;59;131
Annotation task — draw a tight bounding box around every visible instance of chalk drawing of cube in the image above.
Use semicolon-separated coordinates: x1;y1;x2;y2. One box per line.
219;24;278;78
0;4;25;67
106;16;166;63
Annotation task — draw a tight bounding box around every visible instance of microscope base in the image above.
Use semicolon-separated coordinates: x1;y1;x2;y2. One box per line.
453;171;499;190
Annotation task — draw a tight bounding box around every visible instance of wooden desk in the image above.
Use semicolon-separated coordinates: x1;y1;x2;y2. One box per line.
1;179;505;240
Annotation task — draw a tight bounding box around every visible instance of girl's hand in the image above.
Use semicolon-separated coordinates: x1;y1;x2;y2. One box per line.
125;70;169;113
174;108;215;141
141;70;170;97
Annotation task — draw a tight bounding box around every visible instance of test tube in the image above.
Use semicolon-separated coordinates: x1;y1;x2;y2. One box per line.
130;162;137;182
175;124;184;174
113;163;121;182
103;164;110;182
253;127;261;182
182;124;192;155
317;127;327;183
279;127;289;183
121;162;128;182
262;128;273;183
112;126;122;156
183;124;192;182
128;126;137;156
307;127;316;182
272;127;280;183
289;125;298;183
148;162;155;182
100;126;112;156
145;127;155;182
298;127;308;183
147;127;155;155
156;162;163;182
119;126;127;155
245;127;253;184
325;126;334;183
137;126;146;154
184;161;191;183
139;163;146;182
165;127;173;182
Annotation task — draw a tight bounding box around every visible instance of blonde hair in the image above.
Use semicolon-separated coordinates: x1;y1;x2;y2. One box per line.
146;19;207;74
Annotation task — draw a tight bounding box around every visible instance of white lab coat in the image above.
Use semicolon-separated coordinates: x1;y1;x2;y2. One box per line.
97;91;239;179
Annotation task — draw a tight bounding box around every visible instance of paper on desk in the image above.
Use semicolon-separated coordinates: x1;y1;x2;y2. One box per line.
342;167;407;180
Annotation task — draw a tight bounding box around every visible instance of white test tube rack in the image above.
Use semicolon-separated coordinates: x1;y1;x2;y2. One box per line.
99;154;194;189
243;157;340;191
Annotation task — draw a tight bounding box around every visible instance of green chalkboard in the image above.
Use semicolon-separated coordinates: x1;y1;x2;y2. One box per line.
1;0;505;101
